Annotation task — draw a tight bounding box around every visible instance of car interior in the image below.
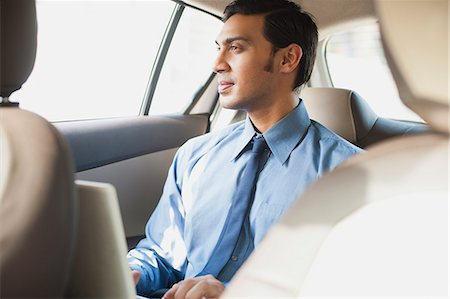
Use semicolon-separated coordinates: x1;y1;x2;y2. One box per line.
0;1;76;296
0;0;447;298
222;1;449;297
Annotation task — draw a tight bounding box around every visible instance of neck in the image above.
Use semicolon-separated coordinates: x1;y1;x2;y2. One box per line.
248;94;299;133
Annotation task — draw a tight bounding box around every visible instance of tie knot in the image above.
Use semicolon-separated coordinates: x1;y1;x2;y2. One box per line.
251;136;267;154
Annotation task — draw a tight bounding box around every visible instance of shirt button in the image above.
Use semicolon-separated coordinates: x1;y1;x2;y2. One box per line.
231;255;238;261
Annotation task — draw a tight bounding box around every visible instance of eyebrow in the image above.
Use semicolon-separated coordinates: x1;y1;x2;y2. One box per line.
215;35;251;46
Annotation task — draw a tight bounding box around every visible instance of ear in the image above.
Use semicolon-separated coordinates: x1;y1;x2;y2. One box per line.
279;44;302;74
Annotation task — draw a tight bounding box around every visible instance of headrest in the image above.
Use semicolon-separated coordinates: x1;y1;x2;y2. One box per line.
375;0;449;133
0;0;37;99
301;87;378;144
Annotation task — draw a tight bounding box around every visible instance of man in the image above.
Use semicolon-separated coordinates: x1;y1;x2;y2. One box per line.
128;0;362;298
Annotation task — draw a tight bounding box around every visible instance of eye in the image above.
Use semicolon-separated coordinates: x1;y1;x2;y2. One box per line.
229;44;242;52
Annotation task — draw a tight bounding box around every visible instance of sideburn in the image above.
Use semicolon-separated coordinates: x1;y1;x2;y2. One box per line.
263;46;279;73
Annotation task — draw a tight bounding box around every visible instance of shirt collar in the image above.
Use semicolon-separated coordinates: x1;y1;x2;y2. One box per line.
230;100;311;164
230;116;257;161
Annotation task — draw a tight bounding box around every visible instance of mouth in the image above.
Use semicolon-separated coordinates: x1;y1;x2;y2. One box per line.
218;80;234;94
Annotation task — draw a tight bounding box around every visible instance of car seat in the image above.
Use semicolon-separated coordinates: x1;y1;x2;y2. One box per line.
0;0;77;297
302;87;429;148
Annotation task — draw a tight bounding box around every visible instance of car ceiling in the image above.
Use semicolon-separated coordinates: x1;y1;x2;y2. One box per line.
183;0;376;38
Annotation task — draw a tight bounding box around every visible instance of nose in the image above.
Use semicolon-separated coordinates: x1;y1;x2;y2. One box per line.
212;50;229;74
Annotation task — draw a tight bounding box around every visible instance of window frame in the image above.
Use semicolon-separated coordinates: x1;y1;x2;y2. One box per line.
141;1;222;117
139;4;184;116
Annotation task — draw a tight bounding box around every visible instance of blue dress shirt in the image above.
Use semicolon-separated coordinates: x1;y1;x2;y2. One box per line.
128;101;362;296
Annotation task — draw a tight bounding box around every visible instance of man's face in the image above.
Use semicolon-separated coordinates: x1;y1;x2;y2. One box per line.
213;14;280;111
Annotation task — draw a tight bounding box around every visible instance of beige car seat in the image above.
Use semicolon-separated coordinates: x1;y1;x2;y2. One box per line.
0;0;77;297
302;87;429;148
222;0;448;297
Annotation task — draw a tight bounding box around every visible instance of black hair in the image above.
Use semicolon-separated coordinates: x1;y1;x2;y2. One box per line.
223;0;318;89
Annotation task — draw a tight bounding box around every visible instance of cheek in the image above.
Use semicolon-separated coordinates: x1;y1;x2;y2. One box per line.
231;57;267;83
231;52;264;70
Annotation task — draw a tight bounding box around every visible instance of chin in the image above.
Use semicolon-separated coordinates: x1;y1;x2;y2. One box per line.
220;95;253;112
219;95;237;110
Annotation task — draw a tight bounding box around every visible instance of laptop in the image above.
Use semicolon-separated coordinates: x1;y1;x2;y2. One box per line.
65;180;137;298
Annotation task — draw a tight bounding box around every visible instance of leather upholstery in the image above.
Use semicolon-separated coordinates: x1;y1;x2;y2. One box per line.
0;0;77;297
0;0;37;97
302;87;377;143
302;87;429;148
0;109;76;297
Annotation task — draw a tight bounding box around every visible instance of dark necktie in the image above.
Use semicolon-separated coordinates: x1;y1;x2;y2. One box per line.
198;136;268;277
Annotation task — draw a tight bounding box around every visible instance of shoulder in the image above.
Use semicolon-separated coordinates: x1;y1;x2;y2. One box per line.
177;120;245;160
310;120;362;153
308;120;363;172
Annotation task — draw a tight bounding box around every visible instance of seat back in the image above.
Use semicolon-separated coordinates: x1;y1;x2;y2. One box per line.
222;1;448;297
0;0;77;297
301;87;429;148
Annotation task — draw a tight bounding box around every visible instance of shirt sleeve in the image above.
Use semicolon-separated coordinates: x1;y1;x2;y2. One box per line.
127;145;189;296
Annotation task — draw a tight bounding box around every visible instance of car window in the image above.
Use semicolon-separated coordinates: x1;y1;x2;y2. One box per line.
149;6;223;115
11;0;175;122
325;23;423;122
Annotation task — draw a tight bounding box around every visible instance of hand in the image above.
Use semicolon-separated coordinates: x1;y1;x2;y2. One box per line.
132;270;140;286
162;275;225;299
